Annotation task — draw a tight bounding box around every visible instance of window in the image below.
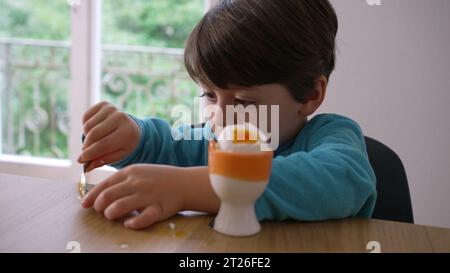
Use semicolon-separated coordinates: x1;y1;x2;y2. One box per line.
0;0;71;159
101;0;204;122
0;0;209;180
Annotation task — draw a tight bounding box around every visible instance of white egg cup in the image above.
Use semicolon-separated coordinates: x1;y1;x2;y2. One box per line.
208;123;273;237
210;174;269;236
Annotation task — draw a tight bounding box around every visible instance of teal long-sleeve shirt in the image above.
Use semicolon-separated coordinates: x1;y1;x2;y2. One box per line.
110;113;377;221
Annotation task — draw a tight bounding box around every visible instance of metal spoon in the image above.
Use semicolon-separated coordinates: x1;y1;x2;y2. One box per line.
78;134;95;198
78;162;94;198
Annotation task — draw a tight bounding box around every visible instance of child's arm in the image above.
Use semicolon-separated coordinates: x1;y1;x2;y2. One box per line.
255;115;377;221
77;101;208;171
109;117;209;169
181;166;220;214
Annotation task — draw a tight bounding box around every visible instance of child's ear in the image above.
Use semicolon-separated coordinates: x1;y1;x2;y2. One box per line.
298;76;328;116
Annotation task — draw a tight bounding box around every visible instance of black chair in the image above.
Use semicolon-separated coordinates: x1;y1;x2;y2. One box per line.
365;136;414;223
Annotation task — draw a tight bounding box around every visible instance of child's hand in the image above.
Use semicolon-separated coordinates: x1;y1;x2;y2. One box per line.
81;164;186;229
78;101;140;172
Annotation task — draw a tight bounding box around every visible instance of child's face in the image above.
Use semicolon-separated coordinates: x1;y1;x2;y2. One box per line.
200;83;308;146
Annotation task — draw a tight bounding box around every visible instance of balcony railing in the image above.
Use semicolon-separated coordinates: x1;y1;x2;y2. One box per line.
0;38;199;159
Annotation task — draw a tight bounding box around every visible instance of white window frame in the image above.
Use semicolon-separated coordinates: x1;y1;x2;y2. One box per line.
0;0;102;181
0;0;212;181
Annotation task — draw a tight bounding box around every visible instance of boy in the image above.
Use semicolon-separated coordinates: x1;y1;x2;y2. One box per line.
78;0;376;230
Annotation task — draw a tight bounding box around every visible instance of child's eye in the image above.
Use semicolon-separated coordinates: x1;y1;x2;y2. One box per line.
200;92;217;102
235;99;255;107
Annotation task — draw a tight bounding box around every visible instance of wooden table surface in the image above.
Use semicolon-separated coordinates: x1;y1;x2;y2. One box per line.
0;173;449;253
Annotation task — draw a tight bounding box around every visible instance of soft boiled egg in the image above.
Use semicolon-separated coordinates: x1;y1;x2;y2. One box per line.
216;123;267;153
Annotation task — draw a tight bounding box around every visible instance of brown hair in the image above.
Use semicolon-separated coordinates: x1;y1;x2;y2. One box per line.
184;0;338;102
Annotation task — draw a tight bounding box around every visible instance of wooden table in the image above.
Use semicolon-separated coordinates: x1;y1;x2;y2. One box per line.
0;173;449;253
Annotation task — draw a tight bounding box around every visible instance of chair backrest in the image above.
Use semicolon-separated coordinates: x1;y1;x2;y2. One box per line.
364;136;414;223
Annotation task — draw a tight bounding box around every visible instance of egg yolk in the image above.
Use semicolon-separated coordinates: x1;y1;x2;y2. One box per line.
232;128;258;144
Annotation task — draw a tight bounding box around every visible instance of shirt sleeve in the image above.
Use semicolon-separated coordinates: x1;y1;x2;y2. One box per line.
109;116;210;169
255;115;377;221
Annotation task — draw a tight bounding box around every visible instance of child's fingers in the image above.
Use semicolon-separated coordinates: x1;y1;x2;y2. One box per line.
79;133;119;164
83;104;116;136
81;170;126;208
85;150;126;172
124;205;163;230
93;181;135;214
82;101;109;124
80;118;118;157
104;194;147;221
